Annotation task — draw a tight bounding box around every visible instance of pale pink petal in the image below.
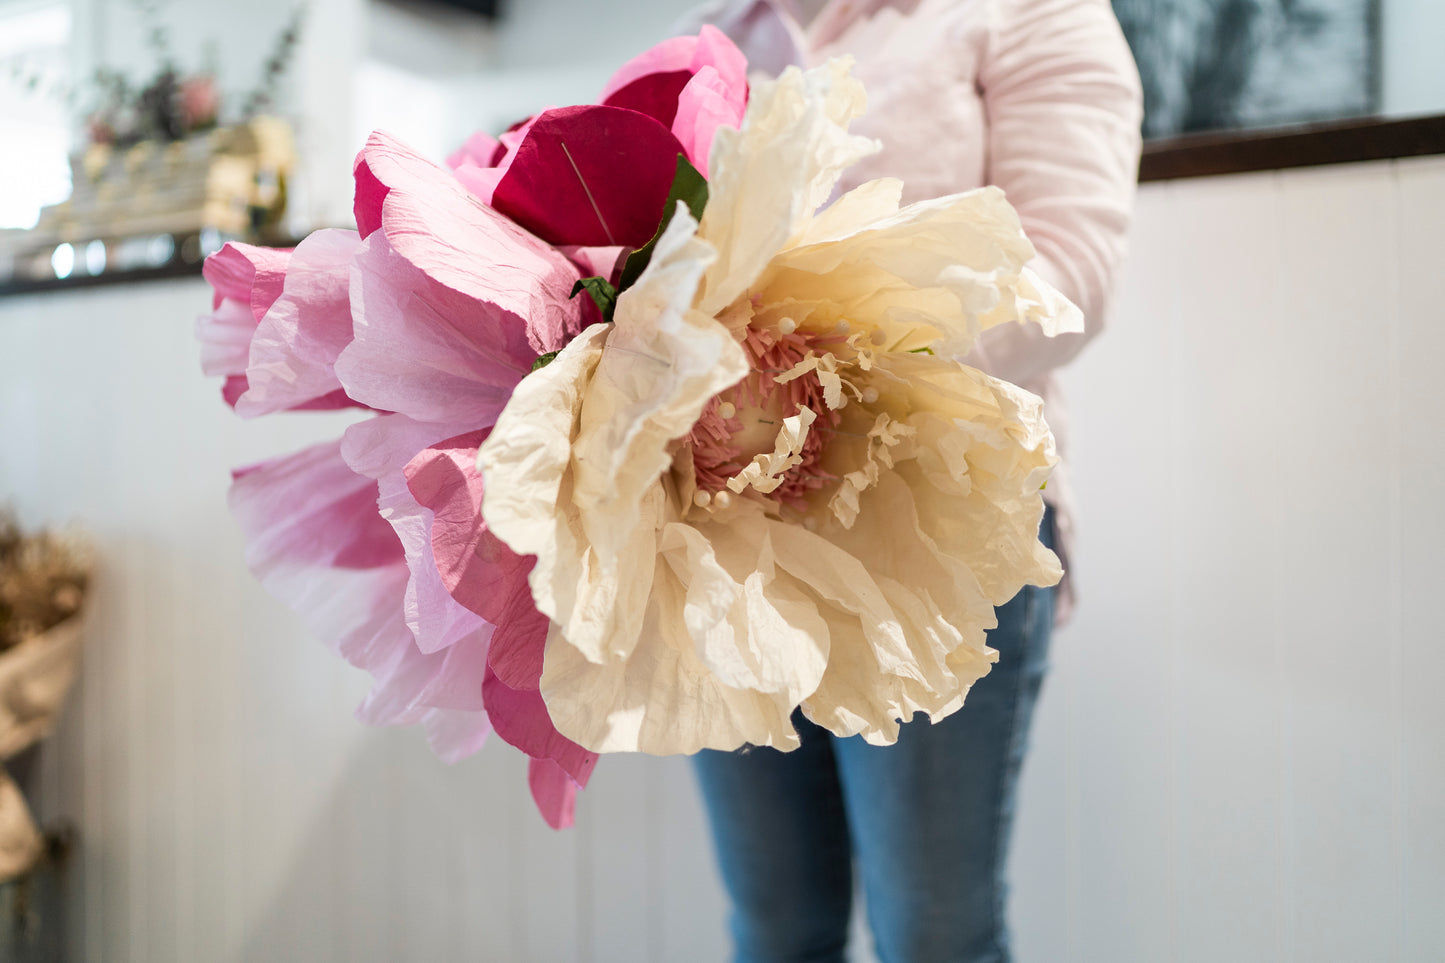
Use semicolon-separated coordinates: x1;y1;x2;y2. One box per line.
446;129;502;171
342;415;492;655
196;297;256;378
557;245;625;282
337;234;536;425
235;229;363;417
451;163;505;206
672;64;748;176
528;757;579;830
402;432;549;690
350;130;584;355
423;708;492;763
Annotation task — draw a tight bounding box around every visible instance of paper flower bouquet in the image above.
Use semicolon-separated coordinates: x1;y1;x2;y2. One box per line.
197;28;1079;828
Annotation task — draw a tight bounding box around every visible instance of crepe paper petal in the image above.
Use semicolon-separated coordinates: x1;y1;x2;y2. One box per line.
202;242;291;317
696;59;877;317
446;129;503;171
527;757;579;831
484;664;598;786
768;187;1082;358
672;64;748;176
452;113;543;206
234;229;363;417
402;433;547;690
341;415;490;656
350;130;587;356
602;68;693;129
489;105;690;249
220;374;249;408
423;708;492;764
599;25;747;126
197;298;258;380
197;243;292;402
228;443;414;695
336;234;538;425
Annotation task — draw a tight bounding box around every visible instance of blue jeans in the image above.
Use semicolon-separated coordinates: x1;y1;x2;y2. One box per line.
691;514;1057;963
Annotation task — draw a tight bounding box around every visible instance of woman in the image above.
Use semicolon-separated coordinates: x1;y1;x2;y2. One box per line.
676;1;1143;960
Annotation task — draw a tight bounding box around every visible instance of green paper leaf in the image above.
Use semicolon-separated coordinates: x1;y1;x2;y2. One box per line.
616;153;709;294
569;276;618;322
531;350;561;372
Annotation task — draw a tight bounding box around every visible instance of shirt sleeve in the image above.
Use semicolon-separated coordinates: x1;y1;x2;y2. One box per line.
971;0;1143;386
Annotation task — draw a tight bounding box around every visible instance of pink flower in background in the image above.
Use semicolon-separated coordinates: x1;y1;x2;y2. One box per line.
179;74;220;130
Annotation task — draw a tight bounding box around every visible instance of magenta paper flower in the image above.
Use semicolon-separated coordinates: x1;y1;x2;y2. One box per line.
449;25;747;245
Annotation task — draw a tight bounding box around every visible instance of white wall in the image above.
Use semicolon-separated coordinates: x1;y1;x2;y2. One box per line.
1010;154;1445;963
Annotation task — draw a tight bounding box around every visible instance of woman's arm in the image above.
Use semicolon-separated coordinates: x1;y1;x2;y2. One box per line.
973;0;1143;386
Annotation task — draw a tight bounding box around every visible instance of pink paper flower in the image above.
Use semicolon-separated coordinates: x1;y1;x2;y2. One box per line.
201;30;747;826
203;125;612;826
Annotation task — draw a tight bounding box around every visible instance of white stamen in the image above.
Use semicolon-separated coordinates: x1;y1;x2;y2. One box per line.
803;516;819;531
712;490;734;510
717;401;737;419
862;386;879;404
870;328;888;345
834;319;850;334
693;490;712;508
778;317;797;336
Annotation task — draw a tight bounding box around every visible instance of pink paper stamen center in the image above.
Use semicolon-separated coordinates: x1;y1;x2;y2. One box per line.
689;325;843;509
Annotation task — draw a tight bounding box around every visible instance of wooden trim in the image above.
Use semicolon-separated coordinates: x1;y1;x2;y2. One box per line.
0;260;202;298
1140;113;1445;182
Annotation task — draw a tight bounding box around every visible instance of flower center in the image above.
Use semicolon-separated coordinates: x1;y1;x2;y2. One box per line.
688;325;842;510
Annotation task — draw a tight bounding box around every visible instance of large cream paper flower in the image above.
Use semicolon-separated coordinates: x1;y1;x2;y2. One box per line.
478;58;1081;755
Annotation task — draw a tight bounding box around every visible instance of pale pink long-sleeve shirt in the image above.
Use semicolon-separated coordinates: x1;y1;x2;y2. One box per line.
679;0;1143;621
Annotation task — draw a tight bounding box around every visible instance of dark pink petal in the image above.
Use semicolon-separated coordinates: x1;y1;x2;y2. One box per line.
490;104;689;249
484;665;598;787
353;149;390;240
221;375;249;408
350;130;585;355
602;69;694;128
599;35;698;103
528;757;579;830
236;229;363;417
